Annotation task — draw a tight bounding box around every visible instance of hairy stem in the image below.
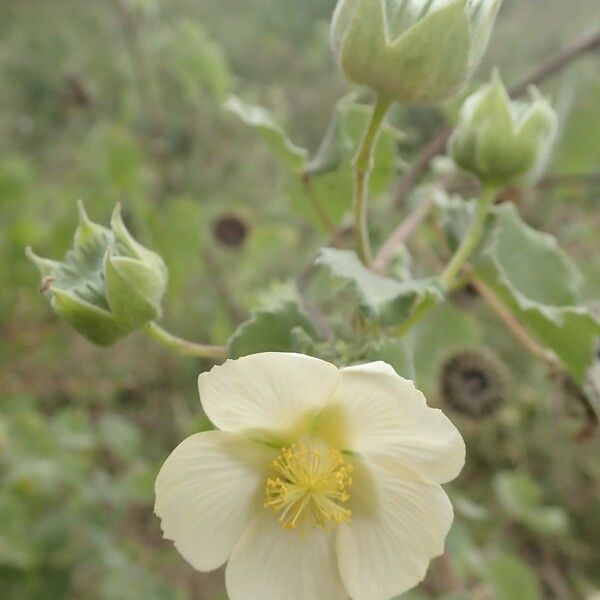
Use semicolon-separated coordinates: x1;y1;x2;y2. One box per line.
353;97;391;265
144;322;228;361
440;187;496;287
373;191;436;272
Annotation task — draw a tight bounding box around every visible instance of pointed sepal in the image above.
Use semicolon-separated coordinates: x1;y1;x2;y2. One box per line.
28;201;169;346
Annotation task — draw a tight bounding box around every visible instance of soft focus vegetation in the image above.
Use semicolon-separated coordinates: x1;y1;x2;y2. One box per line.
1;0;599;598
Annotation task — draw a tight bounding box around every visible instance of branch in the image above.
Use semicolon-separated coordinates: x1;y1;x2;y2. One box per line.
391;29;600;208
469;275;561;369
508;29;600;97
373;191;435;272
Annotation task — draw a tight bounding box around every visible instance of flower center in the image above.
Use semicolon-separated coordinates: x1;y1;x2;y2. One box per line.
264;441;353;531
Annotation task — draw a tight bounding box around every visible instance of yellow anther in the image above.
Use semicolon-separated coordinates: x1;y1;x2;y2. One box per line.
264;441;352;532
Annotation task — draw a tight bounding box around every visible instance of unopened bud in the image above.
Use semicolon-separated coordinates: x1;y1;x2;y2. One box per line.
27;202;168;345
450;70;558;185
331;0;502;105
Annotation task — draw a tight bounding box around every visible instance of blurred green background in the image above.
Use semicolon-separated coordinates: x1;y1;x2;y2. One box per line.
1;0;599;598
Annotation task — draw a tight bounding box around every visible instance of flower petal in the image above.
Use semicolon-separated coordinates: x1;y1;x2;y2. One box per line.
332;362;465;484
198;352;340;439
336;458;454;600
154;430;273;571
226;510;347;600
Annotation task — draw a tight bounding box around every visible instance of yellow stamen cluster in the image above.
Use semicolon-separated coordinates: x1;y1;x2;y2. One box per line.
264;442;353;531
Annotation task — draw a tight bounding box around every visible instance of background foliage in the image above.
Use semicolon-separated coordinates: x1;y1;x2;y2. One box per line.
1;0;599;598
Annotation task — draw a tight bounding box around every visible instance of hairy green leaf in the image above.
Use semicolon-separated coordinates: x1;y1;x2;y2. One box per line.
473;204;600;382
228;300;317;358
316;248;442;325
224;95;308;171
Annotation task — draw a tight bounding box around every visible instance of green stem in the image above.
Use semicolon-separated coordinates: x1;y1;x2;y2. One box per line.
395;186;498;337
353;96;391;265
439;186;497;287
144;321;228;361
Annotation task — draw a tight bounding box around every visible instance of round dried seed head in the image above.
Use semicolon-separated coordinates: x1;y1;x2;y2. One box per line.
439;348;508;419
212;214;248;248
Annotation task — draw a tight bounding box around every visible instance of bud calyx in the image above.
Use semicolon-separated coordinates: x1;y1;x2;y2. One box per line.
450;70;558;185
27;202;168;345
331;0;503;105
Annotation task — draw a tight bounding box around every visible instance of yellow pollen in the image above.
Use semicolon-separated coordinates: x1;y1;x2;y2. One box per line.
264;442;353;531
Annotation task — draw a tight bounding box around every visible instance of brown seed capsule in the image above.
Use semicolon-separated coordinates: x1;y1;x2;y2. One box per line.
439;348;508;419
212;214;248;248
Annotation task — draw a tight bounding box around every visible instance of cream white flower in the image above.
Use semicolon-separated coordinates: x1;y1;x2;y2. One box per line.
154;352;465;600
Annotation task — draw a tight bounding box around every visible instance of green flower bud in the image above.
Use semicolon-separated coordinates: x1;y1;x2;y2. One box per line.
331;0;502;105
26;202;168;346
450;71;558;185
